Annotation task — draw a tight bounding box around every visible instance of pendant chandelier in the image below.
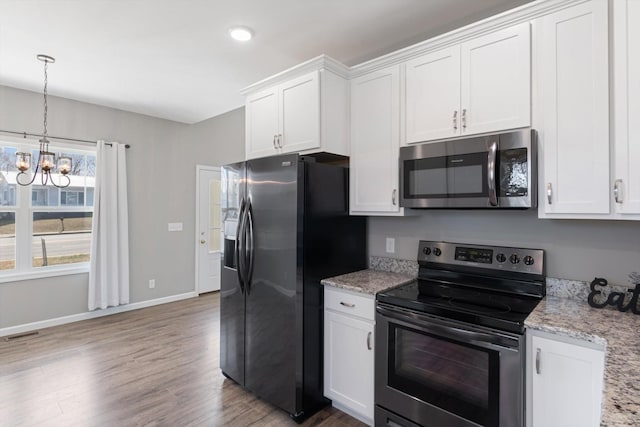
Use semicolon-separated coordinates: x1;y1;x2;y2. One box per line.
15;54;72;188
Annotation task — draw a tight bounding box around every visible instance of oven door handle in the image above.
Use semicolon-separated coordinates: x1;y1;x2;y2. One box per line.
377;304;520;351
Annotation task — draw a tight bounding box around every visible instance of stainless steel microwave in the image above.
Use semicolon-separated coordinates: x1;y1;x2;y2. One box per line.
400;129;537;209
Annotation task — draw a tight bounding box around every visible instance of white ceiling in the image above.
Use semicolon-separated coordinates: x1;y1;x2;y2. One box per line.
0;0;532;124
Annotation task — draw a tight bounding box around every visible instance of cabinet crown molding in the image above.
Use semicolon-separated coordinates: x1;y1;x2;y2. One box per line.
240;54;349;95
350;0;593;78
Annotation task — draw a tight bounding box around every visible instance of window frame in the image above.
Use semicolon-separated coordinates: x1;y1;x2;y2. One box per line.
0;135;95;282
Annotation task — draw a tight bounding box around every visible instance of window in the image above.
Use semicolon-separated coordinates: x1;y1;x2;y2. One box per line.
0;139;96;277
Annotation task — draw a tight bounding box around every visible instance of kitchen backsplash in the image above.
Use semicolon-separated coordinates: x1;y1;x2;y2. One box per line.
370;256;636;302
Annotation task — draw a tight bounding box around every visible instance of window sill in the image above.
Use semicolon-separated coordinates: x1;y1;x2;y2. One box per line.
0;264;90;283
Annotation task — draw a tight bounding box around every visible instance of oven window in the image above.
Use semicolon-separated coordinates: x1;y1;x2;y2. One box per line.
403;152;488;199
388;324;499;426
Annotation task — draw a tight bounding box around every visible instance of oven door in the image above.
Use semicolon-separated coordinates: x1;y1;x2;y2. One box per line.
375;303;523;427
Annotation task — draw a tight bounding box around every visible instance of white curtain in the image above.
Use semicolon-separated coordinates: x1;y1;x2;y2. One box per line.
88;141;130;311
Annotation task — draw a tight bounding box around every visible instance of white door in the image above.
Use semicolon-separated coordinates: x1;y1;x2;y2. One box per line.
529;335;604;427
405;46;461;143
324;310;374;422
350;65;402;215
537;0;610;215
196;166;221;294
245;87;279;159
279;70;320;153
461;22;531;135
614;0;640;215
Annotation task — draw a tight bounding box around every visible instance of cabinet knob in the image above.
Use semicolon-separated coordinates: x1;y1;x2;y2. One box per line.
277;134;283;149
546;183;553;205
200;239;206;244
462;109;467;130
392;189;397;206
614;179;623;204
339;301;355;308
367;331;372;350
453;110;458;131
536;348;541;374
273;135;277;150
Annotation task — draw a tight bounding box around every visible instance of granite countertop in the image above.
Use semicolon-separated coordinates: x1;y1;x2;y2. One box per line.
321;269;415;295
526;296;640;426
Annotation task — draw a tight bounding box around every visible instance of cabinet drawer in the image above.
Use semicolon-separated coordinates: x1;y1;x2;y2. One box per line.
325;287;375;321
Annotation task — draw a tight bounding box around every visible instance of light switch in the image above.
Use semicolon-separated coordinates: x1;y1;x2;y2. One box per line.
386;237;395;253
168;222;183;232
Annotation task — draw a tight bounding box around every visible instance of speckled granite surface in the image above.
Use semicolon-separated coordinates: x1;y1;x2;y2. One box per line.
526;296;640;426
369;256;419;277
321;269;415;295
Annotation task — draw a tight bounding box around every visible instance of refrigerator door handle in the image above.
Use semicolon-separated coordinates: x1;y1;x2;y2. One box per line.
245;199;255;294
235;197;247;293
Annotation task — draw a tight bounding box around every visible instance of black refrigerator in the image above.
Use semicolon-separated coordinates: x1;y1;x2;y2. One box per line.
219;154;367;421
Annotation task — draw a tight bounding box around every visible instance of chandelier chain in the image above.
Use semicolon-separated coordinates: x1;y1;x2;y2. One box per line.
43;59;48;139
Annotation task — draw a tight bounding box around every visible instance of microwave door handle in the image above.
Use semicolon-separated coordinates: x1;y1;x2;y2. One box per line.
487;141;498;207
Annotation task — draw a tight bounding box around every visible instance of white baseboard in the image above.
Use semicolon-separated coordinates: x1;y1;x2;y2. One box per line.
0;291;198;338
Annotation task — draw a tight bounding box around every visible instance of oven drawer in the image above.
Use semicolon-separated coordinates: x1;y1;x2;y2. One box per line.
375;406;422;427
324;286;374;320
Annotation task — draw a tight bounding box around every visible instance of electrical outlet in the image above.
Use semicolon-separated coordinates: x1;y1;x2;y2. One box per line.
149;279;156;289
386;237;395;254
168;222;183;232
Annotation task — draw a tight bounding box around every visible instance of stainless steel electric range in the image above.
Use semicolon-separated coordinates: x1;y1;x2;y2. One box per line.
375;241;545;427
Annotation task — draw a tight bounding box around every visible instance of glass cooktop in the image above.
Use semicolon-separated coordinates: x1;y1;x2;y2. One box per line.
377;280;542;334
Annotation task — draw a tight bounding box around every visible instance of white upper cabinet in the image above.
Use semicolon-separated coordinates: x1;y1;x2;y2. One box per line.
242;56;349;160
279;72;320;154
405;47;461;142
461;22;531;135
350;65;405;215
245;87;280;159
535;0;610;217
404;22;530;144
613;0;640;216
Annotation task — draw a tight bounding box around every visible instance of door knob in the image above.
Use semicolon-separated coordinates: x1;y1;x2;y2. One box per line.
200;239;206;244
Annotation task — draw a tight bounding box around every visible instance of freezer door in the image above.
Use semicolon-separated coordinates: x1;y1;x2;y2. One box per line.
245;154;301;415
220;161;246;386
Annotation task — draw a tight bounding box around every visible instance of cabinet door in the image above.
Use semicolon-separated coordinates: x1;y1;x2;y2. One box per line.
538;0;610;214
245;87;279;159
324;310;374;422
461;22;531;135
350;66;402;214
614;0;640;215
405;46;461;143
529;335;604;427
279;70;320;153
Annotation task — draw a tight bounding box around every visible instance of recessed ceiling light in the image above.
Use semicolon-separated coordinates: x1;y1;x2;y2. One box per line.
229;26;253;42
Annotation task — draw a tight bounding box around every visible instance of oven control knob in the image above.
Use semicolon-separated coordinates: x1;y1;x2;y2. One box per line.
509;254;520;264
433;248;442;257
496;253;506;263
422;247;431;255
523;255;535;266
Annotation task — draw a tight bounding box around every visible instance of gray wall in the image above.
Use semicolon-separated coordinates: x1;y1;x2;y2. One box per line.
369;210;640;285
0;85;244;329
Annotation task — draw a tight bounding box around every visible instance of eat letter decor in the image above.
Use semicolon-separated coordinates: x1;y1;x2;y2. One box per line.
587;277;640;314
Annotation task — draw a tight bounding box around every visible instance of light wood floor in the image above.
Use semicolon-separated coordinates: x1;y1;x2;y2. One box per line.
0;293;365;427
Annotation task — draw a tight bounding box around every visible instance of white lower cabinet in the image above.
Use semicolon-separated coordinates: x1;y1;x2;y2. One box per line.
324;287;374;426
526;330;605;427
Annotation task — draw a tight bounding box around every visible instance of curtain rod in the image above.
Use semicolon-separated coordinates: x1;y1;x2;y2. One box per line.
0;129;131;148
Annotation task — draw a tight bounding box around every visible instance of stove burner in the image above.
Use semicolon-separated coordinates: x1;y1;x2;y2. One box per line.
448;298;511;314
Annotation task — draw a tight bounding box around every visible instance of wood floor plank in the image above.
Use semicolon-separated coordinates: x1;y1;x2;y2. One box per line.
0;293;366;427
